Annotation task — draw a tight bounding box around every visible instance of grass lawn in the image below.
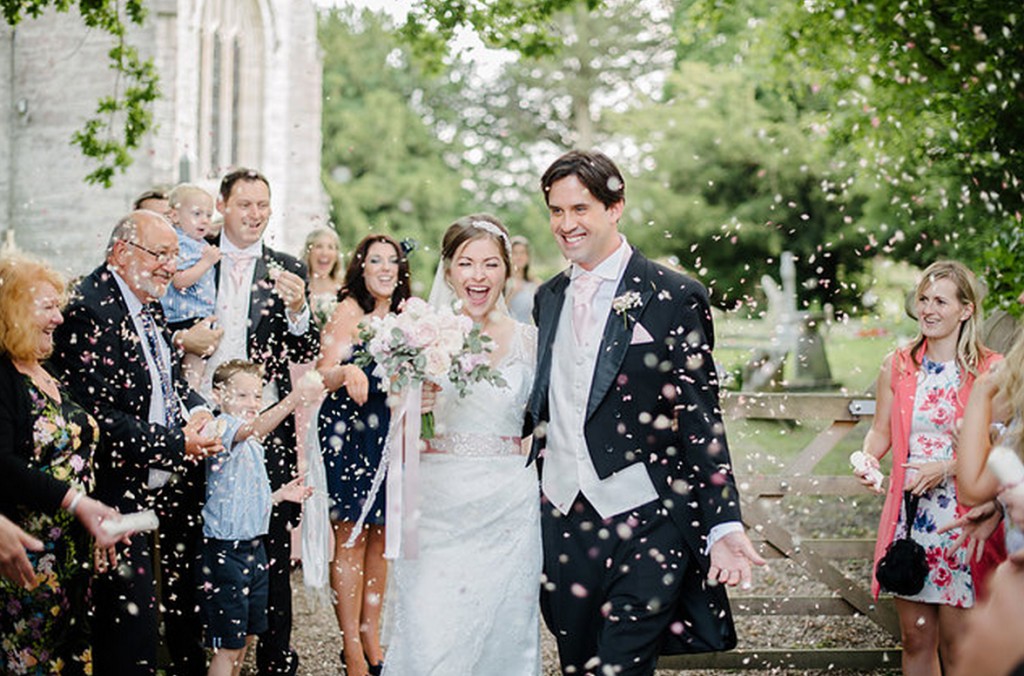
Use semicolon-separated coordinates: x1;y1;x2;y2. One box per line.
714;313;915;478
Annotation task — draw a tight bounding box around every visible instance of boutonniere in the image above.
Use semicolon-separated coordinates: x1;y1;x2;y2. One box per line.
612;291;642;327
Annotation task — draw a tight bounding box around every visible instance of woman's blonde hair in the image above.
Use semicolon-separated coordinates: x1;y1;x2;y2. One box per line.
907;259;987;377
303;228;343;282
0;254;66;361
995;328;1024;422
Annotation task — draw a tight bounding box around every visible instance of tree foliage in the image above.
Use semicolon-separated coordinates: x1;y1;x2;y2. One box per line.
619;59;872;314
437;0;874;312
323;0;1019;315
3;0;159;186
453;0;675;204
319;8;471;288
687;0;1024;312
400;0;602;69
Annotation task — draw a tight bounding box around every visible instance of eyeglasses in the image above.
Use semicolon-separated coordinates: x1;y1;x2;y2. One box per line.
125;240;180;265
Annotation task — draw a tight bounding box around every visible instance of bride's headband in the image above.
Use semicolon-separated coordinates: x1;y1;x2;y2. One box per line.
470;220;512;258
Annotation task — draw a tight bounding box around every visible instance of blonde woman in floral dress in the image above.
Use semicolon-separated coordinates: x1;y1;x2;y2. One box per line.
855;260;1002;676
0;255;122;675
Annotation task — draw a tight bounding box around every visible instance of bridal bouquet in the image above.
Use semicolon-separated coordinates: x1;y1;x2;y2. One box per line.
356;297;506;438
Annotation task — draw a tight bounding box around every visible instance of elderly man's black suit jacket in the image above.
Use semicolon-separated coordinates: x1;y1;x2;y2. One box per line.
50;265;206;512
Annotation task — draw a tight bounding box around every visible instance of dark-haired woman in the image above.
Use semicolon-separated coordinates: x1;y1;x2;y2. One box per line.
315;234;411;676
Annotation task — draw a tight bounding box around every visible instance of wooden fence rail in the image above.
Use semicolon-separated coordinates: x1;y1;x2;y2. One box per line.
660;392;901;671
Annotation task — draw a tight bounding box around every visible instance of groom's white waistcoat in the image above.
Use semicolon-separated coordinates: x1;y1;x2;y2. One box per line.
542;243;659;518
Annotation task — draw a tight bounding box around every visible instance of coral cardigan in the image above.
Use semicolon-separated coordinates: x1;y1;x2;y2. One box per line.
871;344;1003;600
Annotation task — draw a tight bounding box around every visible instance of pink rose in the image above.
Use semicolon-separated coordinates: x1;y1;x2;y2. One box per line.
405;321;439;350
458;352;488;373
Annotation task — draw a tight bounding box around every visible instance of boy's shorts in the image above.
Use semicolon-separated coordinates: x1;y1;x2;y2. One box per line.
199;538;269;649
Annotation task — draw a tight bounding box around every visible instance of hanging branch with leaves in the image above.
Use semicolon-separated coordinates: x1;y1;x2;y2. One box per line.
400;0;603;68
3;0;159;187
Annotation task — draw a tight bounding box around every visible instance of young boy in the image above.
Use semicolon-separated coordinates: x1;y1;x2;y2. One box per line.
200;360;323;676
161;183;220;388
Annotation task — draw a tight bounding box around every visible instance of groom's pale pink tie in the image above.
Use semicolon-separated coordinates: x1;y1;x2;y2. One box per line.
572;273;602;345
225;250;257;289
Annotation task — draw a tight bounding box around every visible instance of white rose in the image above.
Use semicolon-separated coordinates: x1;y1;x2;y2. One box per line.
424;349;452;380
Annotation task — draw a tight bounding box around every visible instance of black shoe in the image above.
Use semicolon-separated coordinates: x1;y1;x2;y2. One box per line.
258;649;299;676
365;652;383;676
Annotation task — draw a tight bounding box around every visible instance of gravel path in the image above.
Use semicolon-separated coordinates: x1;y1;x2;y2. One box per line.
275;493;899;674
282;561;898;675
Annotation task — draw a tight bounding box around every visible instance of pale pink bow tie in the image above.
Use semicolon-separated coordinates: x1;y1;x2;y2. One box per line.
572;273;602;345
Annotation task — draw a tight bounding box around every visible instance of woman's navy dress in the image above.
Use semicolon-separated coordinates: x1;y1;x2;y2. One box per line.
318;360;388;524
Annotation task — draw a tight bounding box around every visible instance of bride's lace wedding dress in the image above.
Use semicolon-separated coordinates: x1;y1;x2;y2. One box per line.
383;321;542;676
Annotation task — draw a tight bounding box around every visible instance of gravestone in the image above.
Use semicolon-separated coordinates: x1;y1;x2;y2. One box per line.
743;252;836;391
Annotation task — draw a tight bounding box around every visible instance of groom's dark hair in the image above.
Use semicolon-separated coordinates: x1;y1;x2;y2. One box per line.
540;150;625;208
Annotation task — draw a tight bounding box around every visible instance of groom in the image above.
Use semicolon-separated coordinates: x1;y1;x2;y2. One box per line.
528;150;764;675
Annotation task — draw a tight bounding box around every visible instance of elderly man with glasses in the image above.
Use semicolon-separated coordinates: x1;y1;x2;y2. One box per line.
50;210;222;675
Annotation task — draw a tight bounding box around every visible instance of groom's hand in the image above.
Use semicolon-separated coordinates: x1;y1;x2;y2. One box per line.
708;531;766;590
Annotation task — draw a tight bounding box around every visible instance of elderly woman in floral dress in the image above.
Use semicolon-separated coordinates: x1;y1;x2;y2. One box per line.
0;254;122;675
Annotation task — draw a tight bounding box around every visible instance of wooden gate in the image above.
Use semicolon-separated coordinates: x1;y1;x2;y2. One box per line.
660;392;902;671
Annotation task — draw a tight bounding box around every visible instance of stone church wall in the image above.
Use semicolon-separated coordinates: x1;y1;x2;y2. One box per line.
0;0;324;275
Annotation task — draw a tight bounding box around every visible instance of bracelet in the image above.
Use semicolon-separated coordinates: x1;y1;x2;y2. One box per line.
66;492;84;516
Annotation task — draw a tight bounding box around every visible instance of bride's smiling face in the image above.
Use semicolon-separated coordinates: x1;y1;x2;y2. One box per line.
447;236;507;323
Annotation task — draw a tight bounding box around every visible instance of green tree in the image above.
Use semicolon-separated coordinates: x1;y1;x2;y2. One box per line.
422;0;676;272
319;8;470;288
454;0;674;194
689;0;1024;312
619;60;872;314
3;0;158;186
400;0;601;67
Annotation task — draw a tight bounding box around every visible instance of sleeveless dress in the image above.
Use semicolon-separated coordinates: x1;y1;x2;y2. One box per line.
383;322;542;676
894;357;974;606
0;380;99;675
318;358;389;524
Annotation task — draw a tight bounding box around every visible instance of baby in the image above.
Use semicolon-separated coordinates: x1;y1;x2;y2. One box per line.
160;183;220;388
199;360;323;676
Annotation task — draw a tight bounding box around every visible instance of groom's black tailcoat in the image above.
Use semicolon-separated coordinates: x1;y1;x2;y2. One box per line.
528;249;741;655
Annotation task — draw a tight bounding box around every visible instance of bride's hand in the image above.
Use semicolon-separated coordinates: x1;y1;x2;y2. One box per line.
420;382;442;413
342;365;370;405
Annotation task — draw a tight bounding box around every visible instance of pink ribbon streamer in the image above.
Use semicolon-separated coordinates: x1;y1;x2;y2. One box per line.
348;387;422;559
400;391;421;558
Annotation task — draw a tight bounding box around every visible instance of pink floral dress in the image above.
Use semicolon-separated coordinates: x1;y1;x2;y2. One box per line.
895;357;974;607
0;380;99;675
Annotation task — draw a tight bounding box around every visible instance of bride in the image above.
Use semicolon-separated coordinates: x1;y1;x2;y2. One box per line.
382;214;542;676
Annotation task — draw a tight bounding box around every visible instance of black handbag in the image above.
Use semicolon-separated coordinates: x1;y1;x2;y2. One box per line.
876;490;929;595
